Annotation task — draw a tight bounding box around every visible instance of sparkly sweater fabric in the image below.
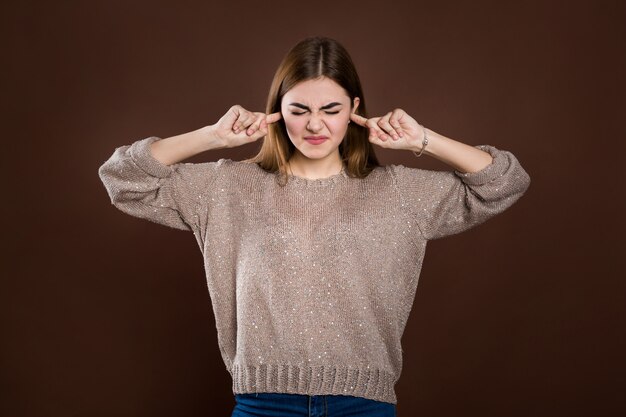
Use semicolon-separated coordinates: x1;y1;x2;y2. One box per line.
98;136;530;404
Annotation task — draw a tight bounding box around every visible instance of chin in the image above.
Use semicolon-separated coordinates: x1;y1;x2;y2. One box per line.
299;151;329;160
300;145;340;158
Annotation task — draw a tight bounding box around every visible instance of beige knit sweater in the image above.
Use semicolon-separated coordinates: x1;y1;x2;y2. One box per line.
98;135;530;404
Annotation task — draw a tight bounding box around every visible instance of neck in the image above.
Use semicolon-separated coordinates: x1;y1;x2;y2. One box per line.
287;151;344;180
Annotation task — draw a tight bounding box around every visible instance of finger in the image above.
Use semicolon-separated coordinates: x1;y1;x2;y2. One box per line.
250;118;272;140
368;122;387;142
350;112;368;126
266;111;282;124
229;105;245;132
246;114;265;136
368;129;385;147
366;117;389;142
389;110;405;138
233;112;255;133
377;112;400;141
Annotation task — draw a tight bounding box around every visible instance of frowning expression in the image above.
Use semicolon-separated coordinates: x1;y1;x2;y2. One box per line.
281;77;360;162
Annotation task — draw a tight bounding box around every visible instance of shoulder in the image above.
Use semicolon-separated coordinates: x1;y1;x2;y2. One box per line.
174;158;261;176
381;163;462;197
193;158;277;186
342;164;425;192
382;163;439;181
168;158;267;192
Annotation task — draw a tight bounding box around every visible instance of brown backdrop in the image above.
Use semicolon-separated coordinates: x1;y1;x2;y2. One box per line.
2;0;624;416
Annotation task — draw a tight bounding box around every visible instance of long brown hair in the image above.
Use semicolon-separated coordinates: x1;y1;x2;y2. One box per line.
243;36;380;185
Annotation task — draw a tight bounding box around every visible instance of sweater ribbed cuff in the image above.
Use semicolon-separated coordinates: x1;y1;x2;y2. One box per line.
231;363;397;404
129;136;173;179
453;145;508;186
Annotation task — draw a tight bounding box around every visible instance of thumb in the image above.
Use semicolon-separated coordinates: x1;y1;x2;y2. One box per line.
266;112;282;124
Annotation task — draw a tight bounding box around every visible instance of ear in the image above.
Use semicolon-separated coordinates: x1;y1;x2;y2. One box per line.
351;97;360;113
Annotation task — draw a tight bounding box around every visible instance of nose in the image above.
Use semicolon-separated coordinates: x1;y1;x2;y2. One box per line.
306;113;324;132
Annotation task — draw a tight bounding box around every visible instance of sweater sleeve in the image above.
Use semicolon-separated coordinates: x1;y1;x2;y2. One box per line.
98;135;222;232
389;145;531;240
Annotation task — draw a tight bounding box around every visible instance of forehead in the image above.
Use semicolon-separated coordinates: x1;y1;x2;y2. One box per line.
284;77;349;104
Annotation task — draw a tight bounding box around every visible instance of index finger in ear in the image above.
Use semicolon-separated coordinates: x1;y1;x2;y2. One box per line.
265;112;282;124
350;113;368;126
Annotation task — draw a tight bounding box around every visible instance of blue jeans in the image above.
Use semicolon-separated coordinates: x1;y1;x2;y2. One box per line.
231;392;396;417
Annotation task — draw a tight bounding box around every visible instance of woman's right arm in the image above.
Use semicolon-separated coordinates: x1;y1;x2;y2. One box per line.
97;129;223;232
147;103;283;166
97;105;281;232
148;125;226;166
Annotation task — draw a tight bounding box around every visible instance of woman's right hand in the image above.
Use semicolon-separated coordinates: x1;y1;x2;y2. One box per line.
210;105;282;149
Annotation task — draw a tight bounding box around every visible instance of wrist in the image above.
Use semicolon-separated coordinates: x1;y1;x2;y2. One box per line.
198;125;229;151
411;125;431;157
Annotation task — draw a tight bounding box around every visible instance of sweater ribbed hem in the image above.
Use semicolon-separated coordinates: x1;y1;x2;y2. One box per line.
231;363;397;404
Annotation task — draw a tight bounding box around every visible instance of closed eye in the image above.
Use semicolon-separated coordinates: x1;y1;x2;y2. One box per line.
291;111;340;116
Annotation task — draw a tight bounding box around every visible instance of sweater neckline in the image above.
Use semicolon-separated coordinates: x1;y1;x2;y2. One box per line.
284;165;348;186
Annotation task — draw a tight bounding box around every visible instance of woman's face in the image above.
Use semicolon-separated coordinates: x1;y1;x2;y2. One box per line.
281;77;360;163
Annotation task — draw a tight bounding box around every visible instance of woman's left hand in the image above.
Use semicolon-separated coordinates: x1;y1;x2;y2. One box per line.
350;109;425;152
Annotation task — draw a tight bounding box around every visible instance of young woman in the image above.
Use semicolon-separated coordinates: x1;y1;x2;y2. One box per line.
99;36;530;417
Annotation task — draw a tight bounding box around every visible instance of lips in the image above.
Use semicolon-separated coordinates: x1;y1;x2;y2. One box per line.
304;136;328;145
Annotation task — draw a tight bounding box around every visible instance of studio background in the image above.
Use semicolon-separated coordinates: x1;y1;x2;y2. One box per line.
2;1;624;416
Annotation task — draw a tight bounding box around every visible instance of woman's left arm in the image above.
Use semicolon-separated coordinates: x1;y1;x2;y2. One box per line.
351;109;493;173
415;127;494;174
350;110;531;240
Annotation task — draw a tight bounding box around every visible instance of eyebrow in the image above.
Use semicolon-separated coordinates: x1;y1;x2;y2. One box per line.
288;102;343;111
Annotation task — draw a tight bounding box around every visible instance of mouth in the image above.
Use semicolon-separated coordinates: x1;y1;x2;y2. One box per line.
304;136;328;145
